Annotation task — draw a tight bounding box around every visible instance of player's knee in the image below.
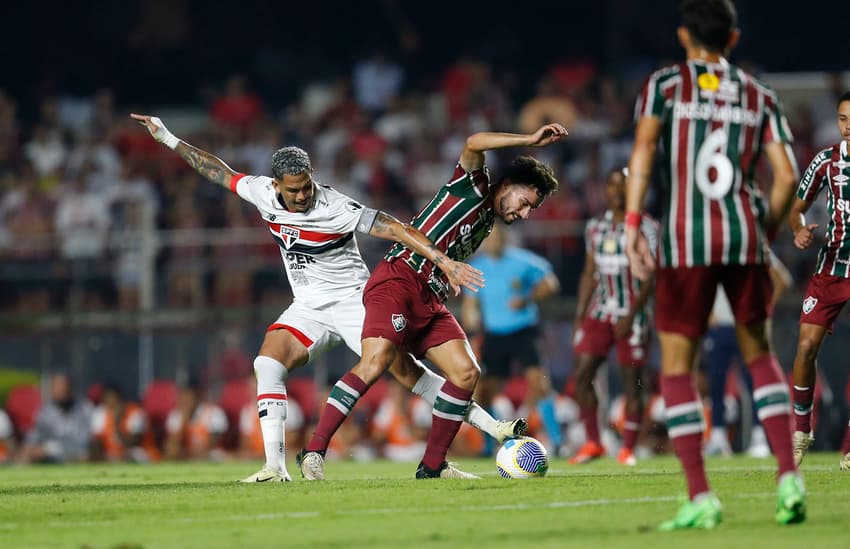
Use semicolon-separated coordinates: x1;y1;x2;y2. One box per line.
453;362;481;389
797;337;820;363
356;346;398;383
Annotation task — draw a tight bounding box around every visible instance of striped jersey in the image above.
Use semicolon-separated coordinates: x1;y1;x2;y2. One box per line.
230;173;371;308
585;210;657;323
385;164;495;301
796;140;850;277
635;59;793;267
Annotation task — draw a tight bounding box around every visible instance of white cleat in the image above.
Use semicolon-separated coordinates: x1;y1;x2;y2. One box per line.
238;466;292;483
840;452;850;471
746;426;771;458
298;451;325;481
440;462;481;479
792;431;814;467
494;418;529;443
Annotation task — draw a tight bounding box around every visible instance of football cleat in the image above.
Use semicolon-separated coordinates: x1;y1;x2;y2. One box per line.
568;441;606;464
415;461;480;479
840;452;850;471
658;494;723;531
792;431;814;467
775;473;806;525
616;447;637;466
237;466;292;483
494;417;529;443
296;449;325;481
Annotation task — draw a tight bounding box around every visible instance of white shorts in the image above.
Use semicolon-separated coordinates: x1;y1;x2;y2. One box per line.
268;292;364;361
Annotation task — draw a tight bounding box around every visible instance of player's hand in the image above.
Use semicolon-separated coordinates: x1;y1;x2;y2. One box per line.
614;314;633;339
625;225;655;281
129;113;180;149
443;260;485;296
793;223;819;249
527;123;568;147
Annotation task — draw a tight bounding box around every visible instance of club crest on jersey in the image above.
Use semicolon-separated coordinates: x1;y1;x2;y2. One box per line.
802;296;817;314
279;225;300;248
391;314;407;332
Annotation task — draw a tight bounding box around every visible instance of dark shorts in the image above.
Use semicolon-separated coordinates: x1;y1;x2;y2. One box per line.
655;264;772;339
799;273;850;332
573;316;649;367
361;260;466;358
481;326;541;378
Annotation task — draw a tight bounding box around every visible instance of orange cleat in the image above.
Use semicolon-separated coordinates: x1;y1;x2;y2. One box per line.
568;441;606;464
617;447;637;466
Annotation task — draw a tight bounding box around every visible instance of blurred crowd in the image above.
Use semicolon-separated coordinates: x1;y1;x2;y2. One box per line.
1;53;848;464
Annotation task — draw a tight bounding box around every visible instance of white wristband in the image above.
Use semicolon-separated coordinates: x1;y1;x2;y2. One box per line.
149;116;180;150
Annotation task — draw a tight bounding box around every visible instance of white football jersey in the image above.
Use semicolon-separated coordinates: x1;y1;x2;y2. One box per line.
230;174;371;308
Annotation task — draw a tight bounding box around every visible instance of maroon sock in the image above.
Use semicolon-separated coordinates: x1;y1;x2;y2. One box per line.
662;373;710;500
580;405;600;444
421;380;472;471
748;354;796;477
306;372;368;453
842;419;850;455
622;411;641;451
792;385;815;434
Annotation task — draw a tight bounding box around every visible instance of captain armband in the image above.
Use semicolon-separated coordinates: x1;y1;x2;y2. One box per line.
356;207;379;234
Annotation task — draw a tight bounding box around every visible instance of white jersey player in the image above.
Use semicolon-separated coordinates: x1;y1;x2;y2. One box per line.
131;113;528;482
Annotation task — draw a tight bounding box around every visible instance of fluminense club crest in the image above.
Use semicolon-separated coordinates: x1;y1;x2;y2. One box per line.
391;314;407;332
802;296;818;314
279;225;300;248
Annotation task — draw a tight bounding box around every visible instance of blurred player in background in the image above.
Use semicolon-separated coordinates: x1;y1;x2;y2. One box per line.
461;222;561;454
787;90;850;472
132;113;519;482
299;124;566;480
571;168;656;467
625;0;805;529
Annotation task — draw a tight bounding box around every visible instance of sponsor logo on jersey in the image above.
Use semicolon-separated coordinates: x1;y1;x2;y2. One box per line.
279;225;300;248
835;198;850;213
802;296;818;314
391;314;407;332
697;72;720;92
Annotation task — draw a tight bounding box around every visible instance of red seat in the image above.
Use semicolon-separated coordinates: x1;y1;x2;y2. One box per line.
142;380;178;449
287;377;319;422
5;384;41;439
218;379;252;450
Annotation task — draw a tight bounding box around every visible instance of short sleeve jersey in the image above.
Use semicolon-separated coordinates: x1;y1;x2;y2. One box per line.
229;174;372;308
385;164;495;300
796;140;850;277
635;59;793;268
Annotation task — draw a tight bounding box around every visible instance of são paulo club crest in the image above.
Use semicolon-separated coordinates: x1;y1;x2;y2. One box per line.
391;314;407;332
802;296;818;314
279;225;300;248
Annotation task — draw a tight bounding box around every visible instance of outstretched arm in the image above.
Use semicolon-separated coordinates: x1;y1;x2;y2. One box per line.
368;211;485;295
130;113;238;188
459;123;568;172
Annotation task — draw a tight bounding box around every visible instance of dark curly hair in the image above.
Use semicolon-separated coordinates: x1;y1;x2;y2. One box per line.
679;0;737;53
498;156;559;197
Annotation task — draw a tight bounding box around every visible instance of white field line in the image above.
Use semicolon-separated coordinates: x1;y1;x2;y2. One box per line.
1;490;831;530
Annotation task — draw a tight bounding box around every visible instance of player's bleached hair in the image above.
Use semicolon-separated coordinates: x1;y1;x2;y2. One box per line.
271;146;312;179
679;0;737;53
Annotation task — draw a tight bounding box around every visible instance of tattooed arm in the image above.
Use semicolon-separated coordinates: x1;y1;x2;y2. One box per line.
367;211;485;295
130;113;237;188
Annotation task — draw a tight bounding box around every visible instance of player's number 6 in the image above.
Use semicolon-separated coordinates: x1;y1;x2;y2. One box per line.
695;129;734;200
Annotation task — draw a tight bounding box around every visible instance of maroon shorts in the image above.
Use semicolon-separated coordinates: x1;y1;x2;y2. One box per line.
799;273;850;331
655;264;772;338
573;317;649;367
361;260;466;358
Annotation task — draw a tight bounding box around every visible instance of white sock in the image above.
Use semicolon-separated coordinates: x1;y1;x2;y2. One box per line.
254;355;288;473
410;363;499;439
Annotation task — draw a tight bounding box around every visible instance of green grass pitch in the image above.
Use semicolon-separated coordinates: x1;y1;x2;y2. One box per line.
0;454;847;548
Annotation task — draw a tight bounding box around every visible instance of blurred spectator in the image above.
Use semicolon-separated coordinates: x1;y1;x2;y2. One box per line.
517;74;580;136
0;408;15;463
371;383;427;461
209;75;265;133
164;383;228;461
18;372;93;463
353;52;405;114
211;196;256;306
90;384;159;462
24;123;66;182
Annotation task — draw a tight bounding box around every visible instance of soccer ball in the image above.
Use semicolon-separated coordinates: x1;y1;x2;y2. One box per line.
496;436;549;478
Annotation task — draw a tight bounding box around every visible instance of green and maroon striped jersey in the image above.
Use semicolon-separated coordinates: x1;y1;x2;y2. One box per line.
385;164;495;300
585;211;656;325
797;141;850;277
635;59;793;267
